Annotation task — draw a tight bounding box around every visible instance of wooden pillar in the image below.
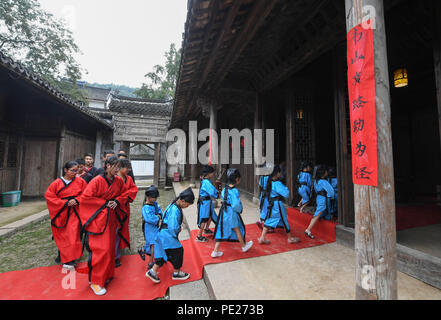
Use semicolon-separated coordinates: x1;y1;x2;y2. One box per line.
253;94;262;203
432;0;441;153
0;134;9;192
153;142;160;187
345;0;397;300
285;82;295;206
16;133;25;190
333;44;355;228
190;164;198;185
209;101;220;179
209;101;217;156
159;142;167;188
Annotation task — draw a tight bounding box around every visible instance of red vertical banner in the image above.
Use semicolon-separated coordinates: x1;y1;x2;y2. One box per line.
347;23;378;186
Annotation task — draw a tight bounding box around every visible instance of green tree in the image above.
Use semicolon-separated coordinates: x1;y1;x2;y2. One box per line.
0;0;86;103
134;43;181;101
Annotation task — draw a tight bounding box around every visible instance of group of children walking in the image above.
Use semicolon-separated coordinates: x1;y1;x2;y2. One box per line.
46;153;338;296
296;162;338;239
139;166;254;284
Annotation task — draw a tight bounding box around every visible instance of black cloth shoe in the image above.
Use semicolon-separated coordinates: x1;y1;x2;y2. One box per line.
138;247;146;261
196;235;208;243
115;258;121;268
146;270;161;283
147;262;155;270
54;251;61;264
172;271;190;281
304;230;315;239
203;229;213;235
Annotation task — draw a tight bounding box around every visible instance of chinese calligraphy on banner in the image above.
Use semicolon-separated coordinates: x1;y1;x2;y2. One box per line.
347;23;378;186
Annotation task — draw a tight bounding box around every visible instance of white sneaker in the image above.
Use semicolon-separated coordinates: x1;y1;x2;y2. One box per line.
90;284;107;296
211;251;224;258
62;264;75;271
242;241;253;252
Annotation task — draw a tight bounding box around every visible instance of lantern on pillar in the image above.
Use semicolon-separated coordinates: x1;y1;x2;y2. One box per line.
393;68;408;88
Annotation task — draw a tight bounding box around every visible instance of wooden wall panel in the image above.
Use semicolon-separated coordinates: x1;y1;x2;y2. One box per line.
22;139;58;196
62;131;96;171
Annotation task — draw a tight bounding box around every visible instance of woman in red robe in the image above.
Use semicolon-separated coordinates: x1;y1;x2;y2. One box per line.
79;156;128;296
45;161;87;269
115;159;139;267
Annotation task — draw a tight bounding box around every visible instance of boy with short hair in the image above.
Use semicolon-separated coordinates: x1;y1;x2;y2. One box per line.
146;187;195;284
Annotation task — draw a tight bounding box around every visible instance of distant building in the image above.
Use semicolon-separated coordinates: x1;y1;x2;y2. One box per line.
80;88;172;186
77;82;111;109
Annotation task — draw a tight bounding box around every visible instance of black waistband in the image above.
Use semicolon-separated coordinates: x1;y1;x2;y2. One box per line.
300;182;308;186
317;190;327;197
270;196;284;201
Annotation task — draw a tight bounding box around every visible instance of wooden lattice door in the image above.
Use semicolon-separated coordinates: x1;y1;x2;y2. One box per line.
293;93;315;172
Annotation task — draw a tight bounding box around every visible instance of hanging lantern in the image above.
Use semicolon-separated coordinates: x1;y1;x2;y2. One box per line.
229;137;245;149
394;68;408;88
296;109;304;120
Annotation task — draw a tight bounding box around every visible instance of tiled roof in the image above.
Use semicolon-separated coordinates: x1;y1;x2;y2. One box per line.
0;50;112;129
107;93;173;117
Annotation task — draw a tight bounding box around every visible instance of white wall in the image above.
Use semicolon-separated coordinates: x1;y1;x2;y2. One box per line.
89;101;106;109
131;160;154;177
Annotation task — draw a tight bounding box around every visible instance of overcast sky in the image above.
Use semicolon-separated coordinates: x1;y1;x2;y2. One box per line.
38;0;188;88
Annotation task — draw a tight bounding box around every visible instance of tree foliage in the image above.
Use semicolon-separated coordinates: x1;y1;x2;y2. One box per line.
0;0;86;103
134;43;181;101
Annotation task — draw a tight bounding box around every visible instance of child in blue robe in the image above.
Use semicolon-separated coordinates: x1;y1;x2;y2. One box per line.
305;165;335;239
257;174;276;233
258;165;301;245
297;161;313;212
145;187;195;284
211;168;253;258
325;167;338;221
138;185;163;271
196;165;218;242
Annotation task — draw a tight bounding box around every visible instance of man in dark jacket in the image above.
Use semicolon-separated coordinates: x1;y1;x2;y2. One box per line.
82;153;98;183
83;150;115;183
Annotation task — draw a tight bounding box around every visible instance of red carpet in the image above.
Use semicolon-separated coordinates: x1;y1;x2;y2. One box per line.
0;209;336;300
396;204;441;231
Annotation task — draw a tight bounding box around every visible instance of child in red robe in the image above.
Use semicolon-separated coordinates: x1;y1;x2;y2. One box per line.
45;161;87;270
115;159;138;267
79;156;128;296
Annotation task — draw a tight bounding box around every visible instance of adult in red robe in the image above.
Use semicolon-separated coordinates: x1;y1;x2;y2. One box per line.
45;161;86;267
116;159;139;258
79;156;128;295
